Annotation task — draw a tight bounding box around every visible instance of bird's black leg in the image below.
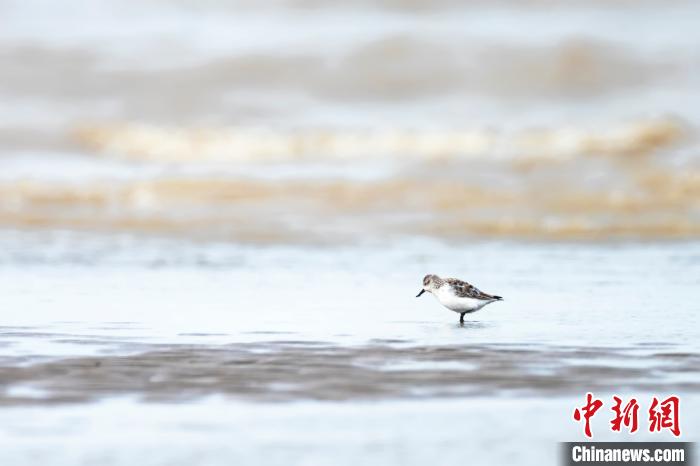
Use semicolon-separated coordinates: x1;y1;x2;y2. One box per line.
460;312;466;323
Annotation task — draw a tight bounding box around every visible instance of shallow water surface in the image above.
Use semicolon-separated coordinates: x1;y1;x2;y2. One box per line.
0;233;698;464
0;232;698;398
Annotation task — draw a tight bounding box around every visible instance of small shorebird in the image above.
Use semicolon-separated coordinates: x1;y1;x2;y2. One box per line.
416;274;503;323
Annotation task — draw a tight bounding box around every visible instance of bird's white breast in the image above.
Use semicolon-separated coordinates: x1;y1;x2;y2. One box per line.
433;286;489;313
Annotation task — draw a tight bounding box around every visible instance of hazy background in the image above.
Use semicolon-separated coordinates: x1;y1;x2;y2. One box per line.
0;1;698;465
1;0;698;241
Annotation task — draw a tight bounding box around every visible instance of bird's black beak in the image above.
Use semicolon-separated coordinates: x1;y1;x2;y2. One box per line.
416;289;425;297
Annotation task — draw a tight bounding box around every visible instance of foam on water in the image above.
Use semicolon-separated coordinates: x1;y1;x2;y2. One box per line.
72;119;685;162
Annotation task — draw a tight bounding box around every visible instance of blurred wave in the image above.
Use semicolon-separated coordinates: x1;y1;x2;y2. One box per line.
1;0;699;241
1;160;697;241
72;118;685;162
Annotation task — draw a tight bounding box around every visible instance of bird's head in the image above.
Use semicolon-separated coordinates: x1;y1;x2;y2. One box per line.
416;274;441;297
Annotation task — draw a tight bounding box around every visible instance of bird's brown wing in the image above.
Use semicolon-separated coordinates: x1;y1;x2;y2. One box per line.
445;278;502;301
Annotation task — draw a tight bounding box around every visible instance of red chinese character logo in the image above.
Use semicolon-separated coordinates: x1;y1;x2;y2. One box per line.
649;395;680;437
573;392;603;438
610;396;639;433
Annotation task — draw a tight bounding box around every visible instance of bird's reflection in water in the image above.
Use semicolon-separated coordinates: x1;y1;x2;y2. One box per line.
458;321;491;330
